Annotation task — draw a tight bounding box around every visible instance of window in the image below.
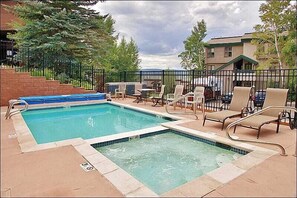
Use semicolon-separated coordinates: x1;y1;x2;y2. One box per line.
207;48;215;58
208;65;215;70
244;63;252;70
224;47;232;57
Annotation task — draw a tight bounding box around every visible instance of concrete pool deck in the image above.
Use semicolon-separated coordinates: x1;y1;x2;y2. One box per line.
1;99;296;197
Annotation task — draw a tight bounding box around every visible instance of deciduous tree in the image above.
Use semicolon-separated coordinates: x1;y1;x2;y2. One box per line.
179;20;207;70
252;0;296;69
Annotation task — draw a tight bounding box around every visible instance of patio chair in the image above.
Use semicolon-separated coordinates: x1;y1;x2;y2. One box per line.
150;85;166;106
132;83;142;102
203;86;252;130
184;86;205;115
233;88;288;139
166;85;184;110
115;83;126;99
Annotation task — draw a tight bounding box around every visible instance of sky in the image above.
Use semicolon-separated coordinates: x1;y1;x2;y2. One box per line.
91;1;263;70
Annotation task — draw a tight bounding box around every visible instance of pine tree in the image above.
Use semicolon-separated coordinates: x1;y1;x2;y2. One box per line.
8;0;115;64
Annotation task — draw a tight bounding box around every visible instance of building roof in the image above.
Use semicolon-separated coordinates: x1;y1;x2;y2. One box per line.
207;32;254;47
208;36;242;44
215;55;258;72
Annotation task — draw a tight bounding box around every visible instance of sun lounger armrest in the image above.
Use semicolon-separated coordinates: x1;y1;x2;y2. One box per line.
219;104;224;111
241;107;249;117
278;112;283;120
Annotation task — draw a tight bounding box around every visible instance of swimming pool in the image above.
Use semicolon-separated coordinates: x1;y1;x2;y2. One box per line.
21;103;172;144
94;129;247;195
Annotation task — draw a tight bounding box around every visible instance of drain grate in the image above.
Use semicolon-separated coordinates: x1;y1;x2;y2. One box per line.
80;162;95;172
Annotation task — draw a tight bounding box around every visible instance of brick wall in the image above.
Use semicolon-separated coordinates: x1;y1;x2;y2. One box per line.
0;68;95;106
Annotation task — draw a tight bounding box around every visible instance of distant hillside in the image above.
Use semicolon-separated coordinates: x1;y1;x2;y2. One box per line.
140;68;163;71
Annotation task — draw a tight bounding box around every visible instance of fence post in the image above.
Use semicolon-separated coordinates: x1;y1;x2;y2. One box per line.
103;69;105;92
162;70;165;85
124;71;127;82
27;47;29;71
140;70;142;83
92;65;94;90
192;70;195;91
295;84;297;124
11;41;14;68
79;63;82;87
234;68;237;87
42;53;45;76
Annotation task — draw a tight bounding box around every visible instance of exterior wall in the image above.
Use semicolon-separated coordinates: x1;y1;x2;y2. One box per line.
220;64;234;71
206;64;223;70
243;42;257;60
0;69;95;106
205;45;243;65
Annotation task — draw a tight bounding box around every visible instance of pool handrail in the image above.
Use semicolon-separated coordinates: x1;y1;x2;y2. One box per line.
226;106;297;156
5;99;29;119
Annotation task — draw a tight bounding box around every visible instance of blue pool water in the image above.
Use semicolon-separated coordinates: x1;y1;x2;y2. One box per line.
21;104;171;144
95;131;245;195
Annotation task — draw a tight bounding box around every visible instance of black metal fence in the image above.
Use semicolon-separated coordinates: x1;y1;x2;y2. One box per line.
1;42;296;119
0;40;15;65
1;44;105;91
115;69;297;111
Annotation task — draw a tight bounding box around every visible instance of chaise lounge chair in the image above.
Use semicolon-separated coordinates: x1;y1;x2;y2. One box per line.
233;88;288;139
203;86;252;130
166;85;184;110
150;85;166;106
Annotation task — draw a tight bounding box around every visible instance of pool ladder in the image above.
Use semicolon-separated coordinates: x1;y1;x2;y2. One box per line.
5;99;29;119
226;106;297;157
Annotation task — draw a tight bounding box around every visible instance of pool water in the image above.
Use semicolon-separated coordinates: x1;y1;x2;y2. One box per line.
21;104;171;144
96;131;243;195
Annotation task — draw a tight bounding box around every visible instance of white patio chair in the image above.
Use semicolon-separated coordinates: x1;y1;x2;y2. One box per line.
166;85;184;110
184;86;205;116
115;83;126;99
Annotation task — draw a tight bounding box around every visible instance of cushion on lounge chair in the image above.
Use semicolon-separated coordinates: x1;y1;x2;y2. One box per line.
239;115;279;128
205;110;243;121
261;88;288;117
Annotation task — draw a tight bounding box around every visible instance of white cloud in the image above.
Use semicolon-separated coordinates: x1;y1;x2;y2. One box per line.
140;53;181;70
92;1;262;70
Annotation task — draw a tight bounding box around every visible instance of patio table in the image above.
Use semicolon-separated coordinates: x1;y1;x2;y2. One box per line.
136;88;156;103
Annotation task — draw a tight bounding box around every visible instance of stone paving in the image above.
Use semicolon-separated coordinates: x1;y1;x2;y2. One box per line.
1;98;296;197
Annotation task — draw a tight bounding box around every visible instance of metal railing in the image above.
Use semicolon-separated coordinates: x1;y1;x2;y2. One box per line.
0;44;105;91
115;69;297;113
226;106;297;156
5;99;29;119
